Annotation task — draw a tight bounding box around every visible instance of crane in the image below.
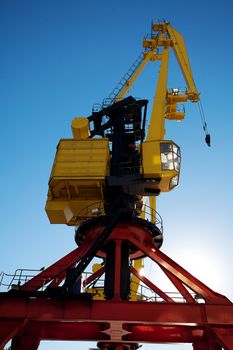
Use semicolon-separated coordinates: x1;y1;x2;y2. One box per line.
44;21;209;301
1;22;232;350
45;21;205;228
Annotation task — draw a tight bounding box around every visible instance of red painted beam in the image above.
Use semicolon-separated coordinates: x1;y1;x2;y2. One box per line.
11;334;40;350
1;297;233;326
161;267;195;303
212;327;233;350
126;233;231;305
130;266;174;303
127;324;206;343
0;320;28;349
6;323;207;343
20;248;80;291
21;239;95;291
1;224;232;349
83;266;105;287
15;321;109;341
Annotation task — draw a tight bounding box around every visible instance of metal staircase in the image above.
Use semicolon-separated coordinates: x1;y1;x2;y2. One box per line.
103;52;144;107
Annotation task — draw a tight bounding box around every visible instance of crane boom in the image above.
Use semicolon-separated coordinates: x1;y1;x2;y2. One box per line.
112;22;199;104
110;22;200;145
166;23;199;101
116;51;154;102
147;46;169;141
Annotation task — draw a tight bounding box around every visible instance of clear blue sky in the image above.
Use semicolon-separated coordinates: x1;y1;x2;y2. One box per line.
1;0;233;349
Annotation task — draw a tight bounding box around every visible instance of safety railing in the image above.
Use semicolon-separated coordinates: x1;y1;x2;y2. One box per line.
82;273;202;303
167;87;187;96
141;202;163;233
75;201;105;225
104;52;145;107
0;268;44;291
75;200;163;233
0;269;205;304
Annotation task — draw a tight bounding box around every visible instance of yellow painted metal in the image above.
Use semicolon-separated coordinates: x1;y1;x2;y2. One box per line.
72;117;90;139
166;23;199;102
45;138;110;225
45;199;105;225
50;139;109;178
147;47;169;142
138;23;199;201
114;22;199;127
149;196;156;220
129;259;144;301
86;287;105;300
166;92;188;104
142;140;179;192
166;92;187;120
92;263;102;273
166;105;185;121
86;264;105;300
116;51;155;102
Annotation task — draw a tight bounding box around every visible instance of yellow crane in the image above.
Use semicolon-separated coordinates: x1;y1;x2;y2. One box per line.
44;21;209;301
45;21;205;227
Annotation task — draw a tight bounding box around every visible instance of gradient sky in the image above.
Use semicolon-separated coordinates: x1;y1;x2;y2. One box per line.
1;0;233;349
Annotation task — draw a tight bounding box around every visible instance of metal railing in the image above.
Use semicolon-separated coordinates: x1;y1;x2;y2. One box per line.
75;200;163;233
141;202;163;233
0;268;44;291
75;201;105;225
82;272;202;303
0;268;205;304
104;52;145;107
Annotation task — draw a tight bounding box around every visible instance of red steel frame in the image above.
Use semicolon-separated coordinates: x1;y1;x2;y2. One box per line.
1;225;233;350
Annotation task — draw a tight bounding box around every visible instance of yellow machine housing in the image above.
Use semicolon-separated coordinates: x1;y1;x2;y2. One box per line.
45;138;110;225
45;137;181;225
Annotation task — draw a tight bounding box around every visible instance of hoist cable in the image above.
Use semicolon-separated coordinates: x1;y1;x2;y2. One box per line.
198;100;211;147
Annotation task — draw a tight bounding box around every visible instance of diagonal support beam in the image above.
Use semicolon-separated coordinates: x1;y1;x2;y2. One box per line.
0;319;28;350
127;234;231;304
161;267;195;303
130;266;174;303
20;245;88;291
83;266;105;288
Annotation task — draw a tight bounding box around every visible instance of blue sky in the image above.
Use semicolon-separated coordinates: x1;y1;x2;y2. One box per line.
1;0;233;349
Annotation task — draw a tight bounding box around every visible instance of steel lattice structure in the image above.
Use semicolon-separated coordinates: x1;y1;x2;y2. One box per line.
1;224;233;349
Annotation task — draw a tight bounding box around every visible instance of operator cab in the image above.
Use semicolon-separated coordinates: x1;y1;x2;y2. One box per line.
142;140;181;194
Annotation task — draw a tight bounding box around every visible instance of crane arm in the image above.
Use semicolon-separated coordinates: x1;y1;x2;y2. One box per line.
115;51;155;102
112;22;199;105
147;46;169;141
166;24;199;102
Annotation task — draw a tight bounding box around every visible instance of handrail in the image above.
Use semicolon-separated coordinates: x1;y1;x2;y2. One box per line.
75;201;163;233
82;272;201;303
0;268;44;290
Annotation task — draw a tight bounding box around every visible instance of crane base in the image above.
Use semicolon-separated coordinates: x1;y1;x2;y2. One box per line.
1;225;233;350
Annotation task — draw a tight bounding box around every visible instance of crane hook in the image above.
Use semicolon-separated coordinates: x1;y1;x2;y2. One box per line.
205;133;211;147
